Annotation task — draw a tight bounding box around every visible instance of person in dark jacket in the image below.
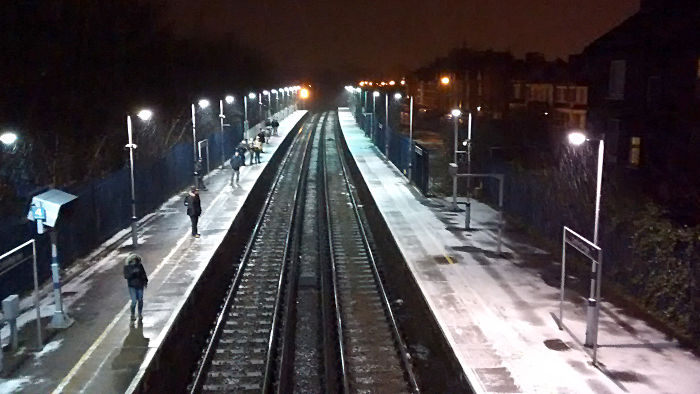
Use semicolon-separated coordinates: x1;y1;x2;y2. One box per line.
257;130;266;144
123;253;148;320
271;119;280;136
194;158;207;190
184;188;202;237
230;151;244;186
236;143;247;166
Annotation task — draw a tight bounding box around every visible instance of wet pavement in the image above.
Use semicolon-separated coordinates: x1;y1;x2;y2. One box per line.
338;107;700;394
0;109;307;394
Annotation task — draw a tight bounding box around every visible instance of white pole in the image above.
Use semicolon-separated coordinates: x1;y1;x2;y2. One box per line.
191;104;198;187
219;99;226;169
244;97;249;141
127;115;138;247
465;112;473;227
452;114;458;210
31;240;42;348
385;94;389;156
408;96;414;181
593;140;604;245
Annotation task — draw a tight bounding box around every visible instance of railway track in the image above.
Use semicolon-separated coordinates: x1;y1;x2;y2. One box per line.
189;111;418;393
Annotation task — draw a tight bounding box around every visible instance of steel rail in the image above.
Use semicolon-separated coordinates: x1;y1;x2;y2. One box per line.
189;114;317;393
322;113;352;393
264;113;320;393
331;112;421;393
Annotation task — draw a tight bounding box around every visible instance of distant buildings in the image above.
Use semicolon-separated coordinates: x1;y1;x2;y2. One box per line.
580;0;700;171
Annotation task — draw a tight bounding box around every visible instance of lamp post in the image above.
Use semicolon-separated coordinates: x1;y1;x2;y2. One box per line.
125;109;152;247
0;131;18;147
568;130;605;349
408;95;414;181
465;111;474;227
258;92;263;123
263;90;270;119
219;96;234;169
245;92;255;140
192;99;210;187
272;89;279;115
372;91;379;141
451;109;461;210
385;92;389;156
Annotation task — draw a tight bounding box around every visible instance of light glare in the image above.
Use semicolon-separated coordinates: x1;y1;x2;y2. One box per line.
568;131;587;146
451;109;462;117
137;109;153;121
394;93;402;100
373;91;380;97
440;76;450;85
300;88;310;99
248;92;256;99
0;132;18;146
225;95;234;104
198;99;210;109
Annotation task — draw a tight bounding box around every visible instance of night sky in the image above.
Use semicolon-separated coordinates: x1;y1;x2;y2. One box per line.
162;0;639;78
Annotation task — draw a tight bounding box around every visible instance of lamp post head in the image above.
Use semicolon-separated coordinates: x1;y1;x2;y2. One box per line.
136;109;153;121
389;80;396;86
373;91;380;97
248;92;256;99
225;95;234;104
394;93;402;100
568;131;587;146
0;131;18;146
271;89;277;94
263;90;270;96
198;99;210;109
300;88;310;99
440;76;450;85
451;109;462;117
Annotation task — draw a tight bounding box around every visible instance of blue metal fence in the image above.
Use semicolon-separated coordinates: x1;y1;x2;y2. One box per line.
0;122;245;300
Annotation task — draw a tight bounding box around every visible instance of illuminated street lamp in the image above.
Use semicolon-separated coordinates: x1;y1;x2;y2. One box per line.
450;109;461;210
126;109;153;247
300;88;310;99
372;91;380;140
244;92;256;140
191;99;210;187
394;93;402;100
0;131;18;146
219;96;235;169
567;130;605;351
441;76;451;85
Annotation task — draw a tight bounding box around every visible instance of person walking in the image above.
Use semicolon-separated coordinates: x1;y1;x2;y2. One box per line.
271;119;279;136
253;136;263;164
123;253;148;321
184;187;202;237
248;138;256;165
236;142;247;166
194;158;207;190
230;151;244;186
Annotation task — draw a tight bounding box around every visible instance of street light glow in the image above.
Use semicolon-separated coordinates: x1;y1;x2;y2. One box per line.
137;109;153;121
225;95;234;104
394;93;402;100
263;90;270;95
400;80;406;86
0;131;18;146
568;131;587;146
198;99;210;109
389;80;396;86
248;92;256;99
441;76;450;85
300;88;310;99
451;109;462;117
271;89;277;94
373;91;380;97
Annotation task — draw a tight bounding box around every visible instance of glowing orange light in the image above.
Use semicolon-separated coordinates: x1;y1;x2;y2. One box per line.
400;80;406;86
368;82;373;86
359;81;365;86
440;76;450;85
300;88;310;99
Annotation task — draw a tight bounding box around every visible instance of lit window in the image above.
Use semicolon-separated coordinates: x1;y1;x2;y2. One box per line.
629;136;641;167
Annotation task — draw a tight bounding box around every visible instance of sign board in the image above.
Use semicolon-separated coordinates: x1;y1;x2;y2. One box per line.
26;189;78;227
32;206;46;221
564;226;601;262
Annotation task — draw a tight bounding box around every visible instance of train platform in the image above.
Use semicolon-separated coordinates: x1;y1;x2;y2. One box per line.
0;110;307;393
337;107;700;393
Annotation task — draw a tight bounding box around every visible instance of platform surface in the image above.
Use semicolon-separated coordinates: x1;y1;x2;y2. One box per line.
0;110;307;394
338;107;700;394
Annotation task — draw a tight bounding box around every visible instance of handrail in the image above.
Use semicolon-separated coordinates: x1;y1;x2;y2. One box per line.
189;114;310;393
332;111;421;393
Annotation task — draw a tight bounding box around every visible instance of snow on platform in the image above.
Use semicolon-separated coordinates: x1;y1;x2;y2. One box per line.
338;107;700;394
0;110;307;393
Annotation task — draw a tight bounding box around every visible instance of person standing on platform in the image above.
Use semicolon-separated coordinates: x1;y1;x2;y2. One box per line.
123;253;148;321
248;138;256;165
230;151;244;186
184;187;202;237
271;119;279;136
253;136;263;164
